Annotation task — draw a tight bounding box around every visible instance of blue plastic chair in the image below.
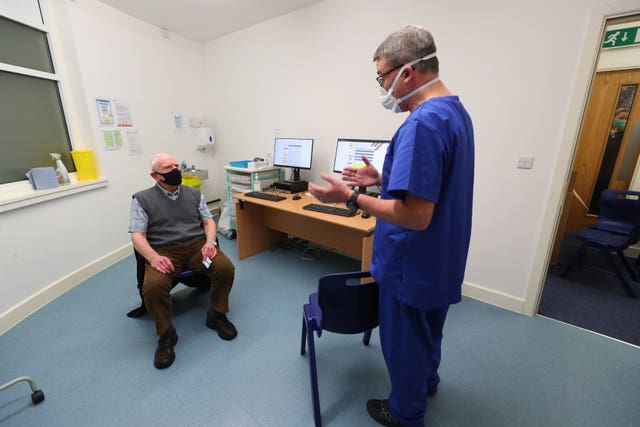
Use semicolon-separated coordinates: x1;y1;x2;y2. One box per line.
126;249;211;318
591;189;640;235
300;271;379;427
562;189;640;298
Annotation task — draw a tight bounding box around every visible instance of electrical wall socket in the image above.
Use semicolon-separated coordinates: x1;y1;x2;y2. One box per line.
517;156;534;169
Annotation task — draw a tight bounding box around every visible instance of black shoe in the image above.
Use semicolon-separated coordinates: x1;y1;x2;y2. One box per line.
154;324;178;369
366;399;406;427
206;309;238;340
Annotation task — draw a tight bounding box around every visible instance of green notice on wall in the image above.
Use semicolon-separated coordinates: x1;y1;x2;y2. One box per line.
602;26;640;49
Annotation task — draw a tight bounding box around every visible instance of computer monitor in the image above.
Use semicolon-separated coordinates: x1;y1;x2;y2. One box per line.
273;137;314;182
333;138;390;193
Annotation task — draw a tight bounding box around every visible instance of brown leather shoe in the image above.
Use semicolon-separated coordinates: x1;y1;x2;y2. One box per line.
154;324;178;369
206;309;237;340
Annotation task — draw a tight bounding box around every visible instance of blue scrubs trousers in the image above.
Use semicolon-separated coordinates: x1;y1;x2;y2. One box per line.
379;287;449;427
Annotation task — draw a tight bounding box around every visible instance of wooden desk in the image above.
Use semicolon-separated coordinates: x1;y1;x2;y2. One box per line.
233;192;376;270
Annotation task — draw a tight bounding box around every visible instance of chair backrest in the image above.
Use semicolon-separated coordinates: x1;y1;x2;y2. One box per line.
594;189;640;236
318;271;379;335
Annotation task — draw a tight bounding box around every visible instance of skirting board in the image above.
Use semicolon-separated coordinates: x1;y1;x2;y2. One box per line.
462;280;525;314
0;243;133;336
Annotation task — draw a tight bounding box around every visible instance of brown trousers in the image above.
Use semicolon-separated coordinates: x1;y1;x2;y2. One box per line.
142;239;235;336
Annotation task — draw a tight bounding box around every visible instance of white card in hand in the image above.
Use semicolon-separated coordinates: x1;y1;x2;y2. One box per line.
203;257;212;268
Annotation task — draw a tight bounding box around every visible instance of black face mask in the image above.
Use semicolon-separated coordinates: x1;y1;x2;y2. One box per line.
156;168;182;186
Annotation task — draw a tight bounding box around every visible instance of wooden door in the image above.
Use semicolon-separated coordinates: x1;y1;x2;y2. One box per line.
566;68;640;233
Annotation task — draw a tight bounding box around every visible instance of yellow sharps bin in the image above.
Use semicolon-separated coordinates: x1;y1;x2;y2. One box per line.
70;150;98;181
182;175;202;192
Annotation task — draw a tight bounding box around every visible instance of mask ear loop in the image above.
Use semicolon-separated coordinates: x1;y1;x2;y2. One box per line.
396;77;440;105
386;52;438;97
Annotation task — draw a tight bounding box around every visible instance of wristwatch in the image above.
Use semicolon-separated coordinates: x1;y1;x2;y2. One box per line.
346;190;360;212
206;240;217;246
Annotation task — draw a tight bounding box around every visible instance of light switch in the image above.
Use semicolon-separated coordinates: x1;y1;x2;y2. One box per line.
517;156;534;169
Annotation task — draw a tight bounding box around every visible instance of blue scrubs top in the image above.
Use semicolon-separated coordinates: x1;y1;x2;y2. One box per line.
370;96;474;311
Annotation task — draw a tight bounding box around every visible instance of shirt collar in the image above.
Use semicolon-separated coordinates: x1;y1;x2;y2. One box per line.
156;183;180;199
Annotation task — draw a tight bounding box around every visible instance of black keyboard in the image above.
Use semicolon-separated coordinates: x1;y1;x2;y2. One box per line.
303;203;356;217
244;191;286;201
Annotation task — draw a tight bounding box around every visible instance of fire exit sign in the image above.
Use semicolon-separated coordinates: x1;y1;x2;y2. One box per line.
602;26;640;49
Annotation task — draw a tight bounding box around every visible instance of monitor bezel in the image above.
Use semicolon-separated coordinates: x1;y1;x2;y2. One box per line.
273;137;314;171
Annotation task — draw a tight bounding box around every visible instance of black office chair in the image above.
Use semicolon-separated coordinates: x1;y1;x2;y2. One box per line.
0;376;44;404
126;248;212;318
561;189;640;298
300;271;379;427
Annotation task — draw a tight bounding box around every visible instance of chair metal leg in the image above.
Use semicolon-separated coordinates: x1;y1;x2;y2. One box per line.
616;249;639;282
561;243;588;277
601;247;638;299
305;321;322;427
0;376;45;404
301;316;307;355
362;330;372;346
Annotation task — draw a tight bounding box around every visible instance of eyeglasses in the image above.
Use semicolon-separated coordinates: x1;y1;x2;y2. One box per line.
376;64;403;87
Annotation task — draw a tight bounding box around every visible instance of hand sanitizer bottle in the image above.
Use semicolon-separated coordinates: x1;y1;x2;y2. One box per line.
50;153;71;185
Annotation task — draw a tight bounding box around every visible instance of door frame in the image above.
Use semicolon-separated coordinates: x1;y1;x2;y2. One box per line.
523;0;640;316
566;69;640;233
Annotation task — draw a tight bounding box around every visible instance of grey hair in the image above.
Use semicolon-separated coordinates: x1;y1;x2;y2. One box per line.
373;25;438;73
150;153;171;171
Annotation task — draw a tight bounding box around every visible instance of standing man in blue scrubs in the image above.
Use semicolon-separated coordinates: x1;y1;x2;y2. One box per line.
308;25;474;427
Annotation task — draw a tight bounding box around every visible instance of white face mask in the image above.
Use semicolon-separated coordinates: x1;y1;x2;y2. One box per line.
379;52;439;113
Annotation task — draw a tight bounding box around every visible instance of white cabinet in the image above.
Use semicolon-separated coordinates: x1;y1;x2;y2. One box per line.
224;166;281;203
224;166;282;231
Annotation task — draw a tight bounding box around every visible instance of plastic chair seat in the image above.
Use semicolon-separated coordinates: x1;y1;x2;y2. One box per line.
591;220;635;235
576;228;632;249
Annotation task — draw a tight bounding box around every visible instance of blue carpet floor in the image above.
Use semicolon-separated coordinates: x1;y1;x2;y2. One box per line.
2;238;639;426
538;233;640;346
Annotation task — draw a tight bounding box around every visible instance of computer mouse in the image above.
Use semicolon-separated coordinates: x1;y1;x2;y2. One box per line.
361;212;371;219
292;195;302;200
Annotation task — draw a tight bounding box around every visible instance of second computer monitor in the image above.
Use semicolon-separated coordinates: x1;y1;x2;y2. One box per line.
333;138;390;174
273;137;314;182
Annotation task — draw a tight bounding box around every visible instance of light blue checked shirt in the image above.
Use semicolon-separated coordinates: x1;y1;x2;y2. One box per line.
128;184;212;233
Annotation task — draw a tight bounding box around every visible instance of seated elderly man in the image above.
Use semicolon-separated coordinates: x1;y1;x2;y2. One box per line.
129;152;237;369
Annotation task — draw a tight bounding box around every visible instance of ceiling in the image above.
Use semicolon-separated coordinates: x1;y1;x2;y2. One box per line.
98;0;324;43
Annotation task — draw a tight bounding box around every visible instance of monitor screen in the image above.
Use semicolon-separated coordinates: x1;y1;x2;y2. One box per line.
273;137;314;170
333;138;390;173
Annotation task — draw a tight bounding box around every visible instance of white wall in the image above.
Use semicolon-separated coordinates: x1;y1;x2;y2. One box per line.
0;0;211;332
3;0;639;333
203;0;623;311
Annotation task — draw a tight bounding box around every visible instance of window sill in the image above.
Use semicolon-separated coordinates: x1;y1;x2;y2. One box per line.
0;174;108;213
